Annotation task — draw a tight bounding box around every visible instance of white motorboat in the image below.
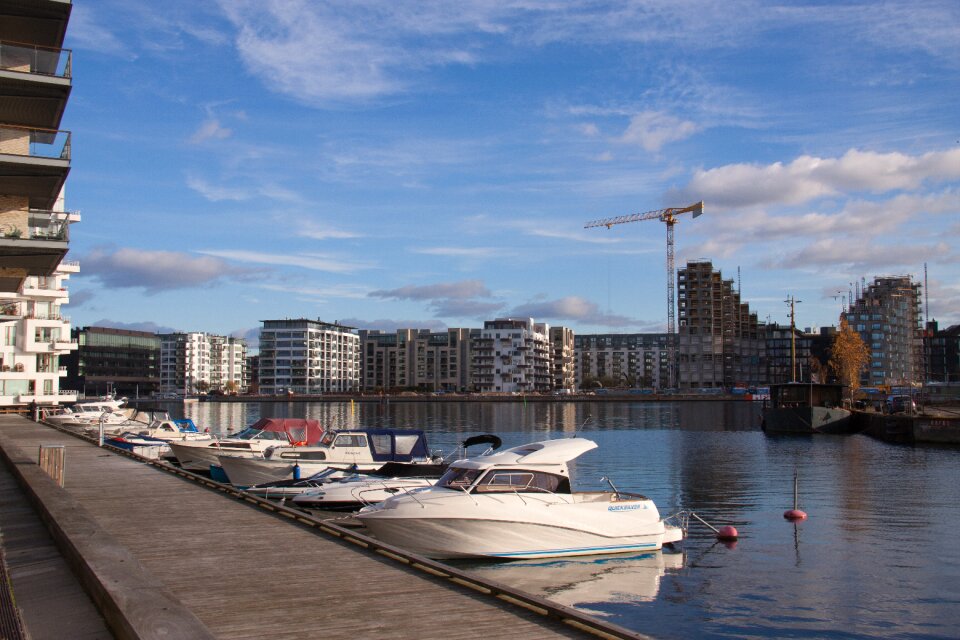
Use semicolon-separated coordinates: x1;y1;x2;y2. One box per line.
44;397;131;428
357;437;684;560
245;434;501;502
167;418;323;472
217;429;437;489
291;471;438;512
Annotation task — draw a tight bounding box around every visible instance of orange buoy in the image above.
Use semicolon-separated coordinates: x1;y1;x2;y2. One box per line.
784;509;807;521
717;525;739;541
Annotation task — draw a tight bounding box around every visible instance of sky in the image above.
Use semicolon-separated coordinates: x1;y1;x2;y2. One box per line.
61;1;960;350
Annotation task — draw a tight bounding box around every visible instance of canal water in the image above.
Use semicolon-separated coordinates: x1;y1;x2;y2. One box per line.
176;400;960;639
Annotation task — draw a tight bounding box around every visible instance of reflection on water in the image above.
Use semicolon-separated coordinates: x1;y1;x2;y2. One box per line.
460;551;685;616
163;400;960;639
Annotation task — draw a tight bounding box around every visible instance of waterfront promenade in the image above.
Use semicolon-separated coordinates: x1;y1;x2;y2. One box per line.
0;416;644;640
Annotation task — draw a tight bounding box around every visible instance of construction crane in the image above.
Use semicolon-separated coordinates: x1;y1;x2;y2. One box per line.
584;201;705;388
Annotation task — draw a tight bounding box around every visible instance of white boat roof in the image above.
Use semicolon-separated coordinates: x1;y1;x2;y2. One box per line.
454;438;597;470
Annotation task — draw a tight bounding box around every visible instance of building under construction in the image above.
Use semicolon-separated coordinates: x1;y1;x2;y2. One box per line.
844;276;923;386
676;260;766;389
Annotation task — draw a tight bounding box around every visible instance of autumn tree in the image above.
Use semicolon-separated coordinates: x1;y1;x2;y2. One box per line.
828;317;870;401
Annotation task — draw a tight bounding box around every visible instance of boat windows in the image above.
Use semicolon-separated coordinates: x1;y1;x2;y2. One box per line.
437;467;481;489
473;470;568;494
333;434;367;448
279;451;327;460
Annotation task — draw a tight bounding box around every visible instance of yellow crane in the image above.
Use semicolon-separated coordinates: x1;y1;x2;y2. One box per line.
584;201;705;387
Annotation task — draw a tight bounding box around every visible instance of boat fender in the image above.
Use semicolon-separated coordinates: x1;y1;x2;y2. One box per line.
293;463;301;480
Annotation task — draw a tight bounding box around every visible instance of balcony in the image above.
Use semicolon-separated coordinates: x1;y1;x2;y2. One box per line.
0;124;70;210
0;40;71;129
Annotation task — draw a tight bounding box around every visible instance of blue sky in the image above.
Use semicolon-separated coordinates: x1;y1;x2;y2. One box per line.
62;1;960;349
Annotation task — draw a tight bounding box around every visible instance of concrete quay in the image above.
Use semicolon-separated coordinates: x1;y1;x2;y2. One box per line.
0;416;648;640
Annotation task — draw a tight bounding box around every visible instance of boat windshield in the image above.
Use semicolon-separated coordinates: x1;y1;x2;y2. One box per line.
437;467;482;490
231;427;289;441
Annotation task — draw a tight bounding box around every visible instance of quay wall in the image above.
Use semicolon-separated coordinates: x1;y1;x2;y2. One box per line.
853;411;960;445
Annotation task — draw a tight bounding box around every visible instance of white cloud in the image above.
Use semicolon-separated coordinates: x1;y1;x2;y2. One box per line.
200;249;371;273
672;148;960;209
189;118;232;144
508;296;649;329
81;247;241;293
370;280;492;301
618;111;700;152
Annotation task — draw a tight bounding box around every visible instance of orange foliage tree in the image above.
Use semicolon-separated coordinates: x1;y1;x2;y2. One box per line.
828;316;870;401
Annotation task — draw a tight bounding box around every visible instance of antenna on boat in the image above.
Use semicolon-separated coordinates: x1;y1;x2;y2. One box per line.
573;415;591;437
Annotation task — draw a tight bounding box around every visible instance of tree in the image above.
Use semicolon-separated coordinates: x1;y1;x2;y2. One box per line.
195;380;210;394
828;317;870;401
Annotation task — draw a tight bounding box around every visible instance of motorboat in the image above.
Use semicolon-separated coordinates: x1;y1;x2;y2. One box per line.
357;437;684;560
217;429;437;489
167;418;323;472
246;434;502;502
761;383;855;434
44;397;131;428
291;473;437;512
104;432;172;460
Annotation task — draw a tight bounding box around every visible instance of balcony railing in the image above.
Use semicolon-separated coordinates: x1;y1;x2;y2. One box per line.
0;209;72;242
0;40;71;79
0;124;71;160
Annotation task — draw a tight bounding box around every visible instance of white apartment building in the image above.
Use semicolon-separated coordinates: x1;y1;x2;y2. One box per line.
258;319;359;394
159;332;246;394
0;264;78;406
473;318;552;393
0;2;78;408
210;334;247;392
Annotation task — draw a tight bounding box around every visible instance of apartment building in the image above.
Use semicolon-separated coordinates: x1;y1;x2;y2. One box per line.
676;260;765;389
927;321;959;384
63;326;160;397
473;318;552;393
258;319;359;394
359;328;477;392
209;334;246;392
550;326;576;392
0;1;79;408
575;333;670;389
845;276;923;386
159;332;246;394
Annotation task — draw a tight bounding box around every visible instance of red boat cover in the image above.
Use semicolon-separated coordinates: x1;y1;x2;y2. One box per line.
248;418;324;445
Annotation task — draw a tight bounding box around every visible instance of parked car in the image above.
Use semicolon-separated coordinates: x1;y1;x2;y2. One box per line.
886;395;916;414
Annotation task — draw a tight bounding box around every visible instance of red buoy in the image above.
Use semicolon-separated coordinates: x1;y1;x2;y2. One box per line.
784;509;807;521
717;525;739;541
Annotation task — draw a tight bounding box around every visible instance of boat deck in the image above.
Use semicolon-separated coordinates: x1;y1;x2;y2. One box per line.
0;416;647;640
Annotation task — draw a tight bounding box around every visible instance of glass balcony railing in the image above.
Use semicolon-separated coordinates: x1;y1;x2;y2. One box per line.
0;40;71;79
0;209;71;242
0;124;70;160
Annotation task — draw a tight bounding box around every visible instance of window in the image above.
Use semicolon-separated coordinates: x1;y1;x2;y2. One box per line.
438;467;481;489
473;470;568;493
333;434;367;448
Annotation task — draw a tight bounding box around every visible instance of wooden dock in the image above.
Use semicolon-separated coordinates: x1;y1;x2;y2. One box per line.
0;416;648;640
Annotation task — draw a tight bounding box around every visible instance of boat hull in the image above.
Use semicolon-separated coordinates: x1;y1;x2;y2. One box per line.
359;492;681;560
762;406;854;434
217;455;380;489
361;516;673;559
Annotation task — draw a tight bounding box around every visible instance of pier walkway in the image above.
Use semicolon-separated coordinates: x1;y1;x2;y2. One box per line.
0;416;646;640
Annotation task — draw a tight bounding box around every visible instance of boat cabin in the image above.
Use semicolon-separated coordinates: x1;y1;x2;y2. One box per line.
264;429;432;464
770;383;846;409
438;466;572;494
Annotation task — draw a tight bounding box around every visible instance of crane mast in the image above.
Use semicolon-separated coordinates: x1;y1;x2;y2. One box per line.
585;201;704;389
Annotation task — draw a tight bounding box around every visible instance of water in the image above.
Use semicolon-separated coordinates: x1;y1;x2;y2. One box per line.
170;400;960;639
